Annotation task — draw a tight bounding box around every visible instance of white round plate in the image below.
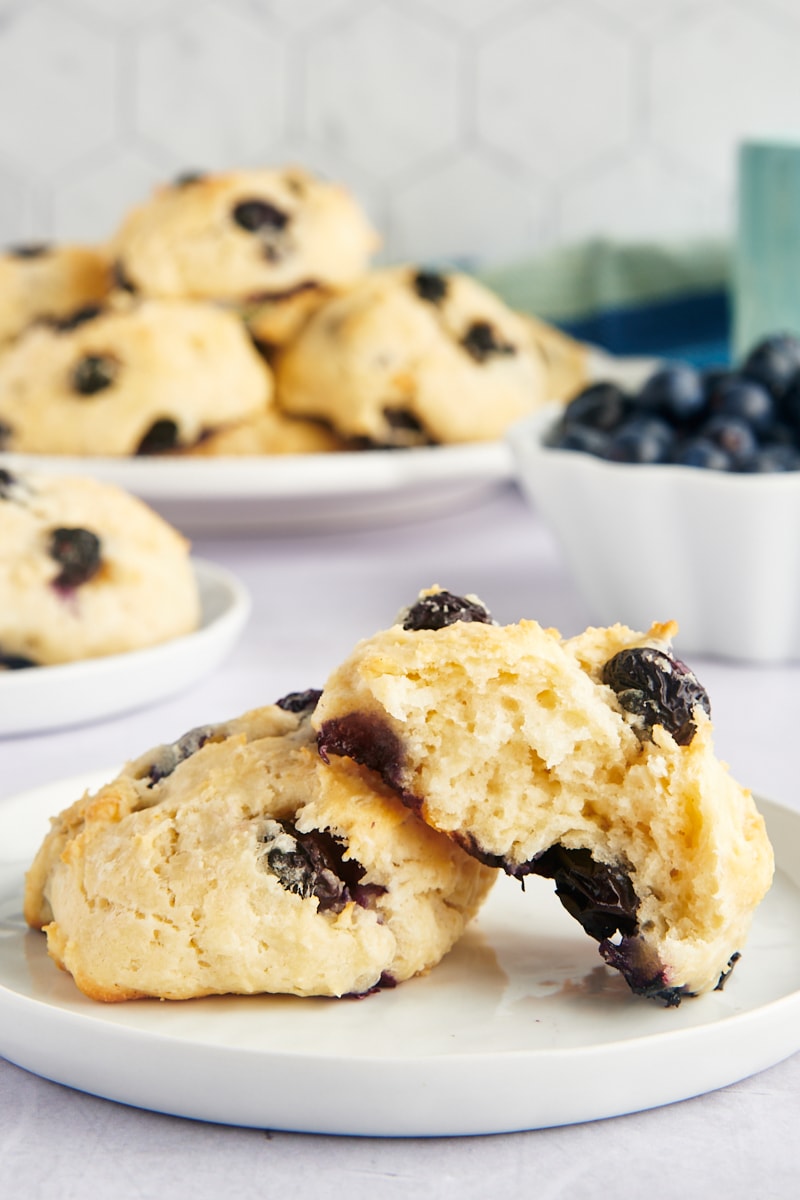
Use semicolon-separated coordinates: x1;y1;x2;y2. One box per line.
0;444;513;534
0;350;657;535
0;777;797;1136
0;559;250;737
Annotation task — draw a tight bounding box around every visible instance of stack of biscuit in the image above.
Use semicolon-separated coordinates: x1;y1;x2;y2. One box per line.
25;588;774;1006
0;166;588;457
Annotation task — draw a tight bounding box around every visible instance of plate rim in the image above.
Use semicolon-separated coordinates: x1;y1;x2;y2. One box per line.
0;441;514;502
0;557;251;736
0;777;798;1135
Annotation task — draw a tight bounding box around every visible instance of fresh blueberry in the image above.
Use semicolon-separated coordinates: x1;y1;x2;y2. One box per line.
708;375;775;434
744;443;800;472
673;436;733;470
603;416;676;464
637;363;706;424
778;370;800;435
413;270;448;303
72;354;117;396
759;419;796;447
232;199;289;233
602;646;710;746
561;381;630;434
461;321;515;362
48;527;102;589
698;414;759;468
741;333;800;400
600;937;687;1005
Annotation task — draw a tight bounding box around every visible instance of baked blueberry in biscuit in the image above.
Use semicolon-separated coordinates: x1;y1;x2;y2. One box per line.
0;296;272;456
0;242;112;346
314;587;774;1004
275;266;548;446
24;703;494;1001
112;166;379;347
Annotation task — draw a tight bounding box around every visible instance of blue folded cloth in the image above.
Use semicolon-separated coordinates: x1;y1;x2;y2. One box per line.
475;237;732;369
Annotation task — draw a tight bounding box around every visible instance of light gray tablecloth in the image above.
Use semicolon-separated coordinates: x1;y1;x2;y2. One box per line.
2;484;799;1198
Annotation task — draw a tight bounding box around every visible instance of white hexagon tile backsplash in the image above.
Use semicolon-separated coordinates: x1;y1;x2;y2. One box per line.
0;0;799;265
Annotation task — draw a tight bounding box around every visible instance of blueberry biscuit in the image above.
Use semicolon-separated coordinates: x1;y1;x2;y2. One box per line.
112;166;379;348
274;266;548;445
189;408;345;456
24;698;494;1001
0;297;272;455
0;242;112;346
313;588;774;1003
0;470;200;666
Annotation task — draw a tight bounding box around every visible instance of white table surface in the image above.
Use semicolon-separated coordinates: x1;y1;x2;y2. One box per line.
2;482;799;1199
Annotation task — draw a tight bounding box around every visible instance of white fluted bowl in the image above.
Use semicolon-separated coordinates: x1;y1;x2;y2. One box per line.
507;402;800;663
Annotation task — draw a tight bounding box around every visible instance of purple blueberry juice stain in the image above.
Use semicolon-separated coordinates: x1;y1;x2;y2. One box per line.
463;834;692;1006
260;821;385;914
317;712;409;798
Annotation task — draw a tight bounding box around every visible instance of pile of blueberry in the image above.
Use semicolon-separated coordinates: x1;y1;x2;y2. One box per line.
548;333;800;471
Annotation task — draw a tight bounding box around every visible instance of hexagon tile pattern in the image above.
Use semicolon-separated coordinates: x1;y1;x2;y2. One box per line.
0;0;798;265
